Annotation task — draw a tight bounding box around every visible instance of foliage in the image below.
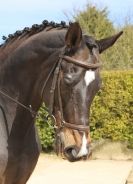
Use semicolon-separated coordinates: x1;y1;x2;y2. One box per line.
36;104;55;150
90;71;133;148
101;25;133;70
74;4;115;39
74;3;133;70
36;71;133;150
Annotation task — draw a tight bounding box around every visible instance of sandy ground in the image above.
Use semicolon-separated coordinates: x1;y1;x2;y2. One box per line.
27;153;133;184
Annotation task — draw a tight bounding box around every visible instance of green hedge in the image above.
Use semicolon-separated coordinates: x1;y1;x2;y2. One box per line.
90;71;133;148
36;71;133;150
36;105;55;150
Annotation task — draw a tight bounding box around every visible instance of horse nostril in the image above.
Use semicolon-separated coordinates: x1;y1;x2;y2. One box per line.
64;146;79;161
64;146;76;156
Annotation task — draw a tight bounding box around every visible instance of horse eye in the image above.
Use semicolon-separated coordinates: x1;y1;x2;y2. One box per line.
87;43;98;50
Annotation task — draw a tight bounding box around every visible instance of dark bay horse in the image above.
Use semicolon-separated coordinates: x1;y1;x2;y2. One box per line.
0;21;122;184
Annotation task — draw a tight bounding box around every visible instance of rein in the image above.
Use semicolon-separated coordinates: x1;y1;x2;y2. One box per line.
0;89;37;118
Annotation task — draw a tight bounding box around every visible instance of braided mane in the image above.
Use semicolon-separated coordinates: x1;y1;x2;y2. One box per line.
0;20;69;47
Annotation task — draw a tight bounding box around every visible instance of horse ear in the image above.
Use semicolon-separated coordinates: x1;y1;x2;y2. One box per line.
96;31;123;53
65;22;82;49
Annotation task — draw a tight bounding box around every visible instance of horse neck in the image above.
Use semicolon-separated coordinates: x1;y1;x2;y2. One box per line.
0;30;65;116
0;34;30;61
32;49;62;111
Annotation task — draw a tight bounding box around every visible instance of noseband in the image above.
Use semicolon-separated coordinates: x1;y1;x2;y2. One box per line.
45;49;101;133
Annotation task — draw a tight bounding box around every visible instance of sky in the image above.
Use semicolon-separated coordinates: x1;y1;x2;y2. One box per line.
0;0;133;43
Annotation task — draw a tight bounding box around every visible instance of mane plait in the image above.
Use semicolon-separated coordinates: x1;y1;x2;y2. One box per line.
1;20;69;47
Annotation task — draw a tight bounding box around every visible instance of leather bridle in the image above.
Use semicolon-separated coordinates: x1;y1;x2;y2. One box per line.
44;49;101;133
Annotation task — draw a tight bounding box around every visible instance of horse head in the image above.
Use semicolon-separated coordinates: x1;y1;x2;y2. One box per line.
51;22;123;161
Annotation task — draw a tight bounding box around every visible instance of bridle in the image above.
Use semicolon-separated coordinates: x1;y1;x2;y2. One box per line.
43;49;101;133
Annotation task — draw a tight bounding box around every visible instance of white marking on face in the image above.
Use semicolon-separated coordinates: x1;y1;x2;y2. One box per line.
76;133;88;158
84;70;95;86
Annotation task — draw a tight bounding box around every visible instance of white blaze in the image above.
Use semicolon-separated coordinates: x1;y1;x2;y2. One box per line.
84;70;95;86
77;133;88;158
72;70;95;158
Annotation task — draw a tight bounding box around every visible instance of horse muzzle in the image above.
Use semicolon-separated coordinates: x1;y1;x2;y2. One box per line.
64;145;89;161
58;130;90;162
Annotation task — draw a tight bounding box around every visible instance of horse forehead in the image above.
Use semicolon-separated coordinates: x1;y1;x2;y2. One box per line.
74;45;90;60
84;70;95;86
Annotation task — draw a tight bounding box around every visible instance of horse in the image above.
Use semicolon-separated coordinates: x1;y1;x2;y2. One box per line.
0;20;122;184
